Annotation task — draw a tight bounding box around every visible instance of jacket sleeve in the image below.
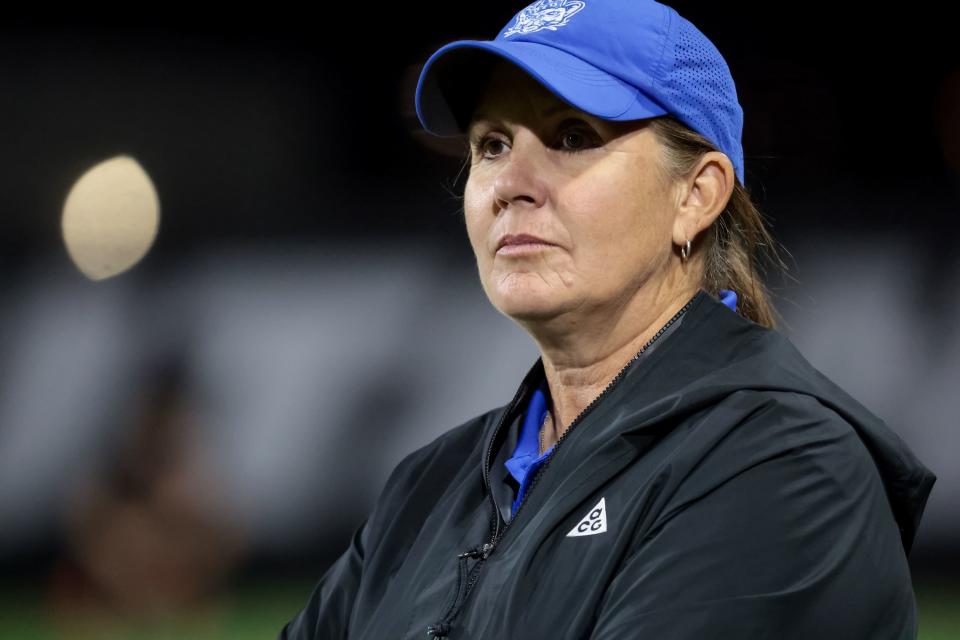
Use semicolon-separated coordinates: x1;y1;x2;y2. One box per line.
588;391;919;640
277;514;370;640
275;424;458;640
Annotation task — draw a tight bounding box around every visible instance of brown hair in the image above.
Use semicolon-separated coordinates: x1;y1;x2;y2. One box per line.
647;115;792;329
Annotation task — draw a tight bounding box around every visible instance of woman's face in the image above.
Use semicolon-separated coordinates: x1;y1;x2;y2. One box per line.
463;61;681;327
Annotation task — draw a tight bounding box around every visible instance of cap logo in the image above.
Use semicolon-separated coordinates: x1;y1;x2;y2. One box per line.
502;0;586;38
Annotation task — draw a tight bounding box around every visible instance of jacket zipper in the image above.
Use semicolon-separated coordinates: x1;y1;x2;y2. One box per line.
425;293;696;638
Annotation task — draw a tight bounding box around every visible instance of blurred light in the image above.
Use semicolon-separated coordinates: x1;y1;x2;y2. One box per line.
61;155;160;281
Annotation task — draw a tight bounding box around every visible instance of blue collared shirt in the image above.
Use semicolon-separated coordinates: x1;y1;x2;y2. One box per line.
504;289;739;518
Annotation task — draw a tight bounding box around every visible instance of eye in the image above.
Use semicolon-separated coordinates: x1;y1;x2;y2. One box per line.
556;123;601;153
481;136;508;158
467;120;601;161
469;131;509;161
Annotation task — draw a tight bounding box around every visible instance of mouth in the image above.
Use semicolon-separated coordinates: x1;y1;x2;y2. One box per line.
496;242;556;256
496;233;557;255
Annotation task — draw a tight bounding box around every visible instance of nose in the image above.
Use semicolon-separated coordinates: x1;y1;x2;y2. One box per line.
492;130;548;212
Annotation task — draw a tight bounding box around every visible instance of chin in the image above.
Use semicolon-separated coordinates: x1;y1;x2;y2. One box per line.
487;275;567;321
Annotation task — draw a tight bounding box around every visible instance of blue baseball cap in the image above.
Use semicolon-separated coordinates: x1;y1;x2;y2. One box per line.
415;0;745;185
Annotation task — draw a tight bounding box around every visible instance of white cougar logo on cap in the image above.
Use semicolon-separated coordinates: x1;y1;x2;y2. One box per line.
503;0;586;38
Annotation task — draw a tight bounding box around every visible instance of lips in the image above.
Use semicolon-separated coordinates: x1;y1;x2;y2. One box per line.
496;233;556;251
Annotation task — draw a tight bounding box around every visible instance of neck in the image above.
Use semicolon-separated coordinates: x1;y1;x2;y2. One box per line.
534;283;698;450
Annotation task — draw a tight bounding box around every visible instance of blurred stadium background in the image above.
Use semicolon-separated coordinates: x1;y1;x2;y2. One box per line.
0;3;957;638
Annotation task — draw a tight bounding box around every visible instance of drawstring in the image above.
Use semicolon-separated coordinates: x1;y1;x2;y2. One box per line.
426;543;493;637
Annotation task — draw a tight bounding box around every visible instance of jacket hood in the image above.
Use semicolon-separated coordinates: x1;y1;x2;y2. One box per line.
486;288;936;555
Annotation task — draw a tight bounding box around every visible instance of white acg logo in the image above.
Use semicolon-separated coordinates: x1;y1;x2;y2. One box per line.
566;497;607;537
503;0;586;38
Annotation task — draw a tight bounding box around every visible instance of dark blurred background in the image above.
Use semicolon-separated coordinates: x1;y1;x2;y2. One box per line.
1;3;957;638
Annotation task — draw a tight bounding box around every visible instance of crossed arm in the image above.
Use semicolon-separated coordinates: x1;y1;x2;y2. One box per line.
278;395;920;640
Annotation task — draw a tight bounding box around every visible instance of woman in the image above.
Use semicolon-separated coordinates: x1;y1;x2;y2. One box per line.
280;1;936;638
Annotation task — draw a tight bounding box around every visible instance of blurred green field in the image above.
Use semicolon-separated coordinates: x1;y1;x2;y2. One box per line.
1;580;956;639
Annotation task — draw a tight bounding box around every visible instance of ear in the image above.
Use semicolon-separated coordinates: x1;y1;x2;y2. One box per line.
671;151;735;248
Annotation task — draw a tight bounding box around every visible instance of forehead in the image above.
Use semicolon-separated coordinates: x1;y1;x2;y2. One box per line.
469;60;582;123
465;59;660;148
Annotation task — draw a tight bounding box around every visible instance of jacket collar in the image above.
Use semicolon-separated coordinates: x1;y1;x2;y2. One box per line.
480;287;936;554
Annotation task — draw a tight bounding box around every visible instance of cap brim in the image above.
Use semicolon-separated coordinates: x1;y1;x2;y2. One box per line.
415;40;668;137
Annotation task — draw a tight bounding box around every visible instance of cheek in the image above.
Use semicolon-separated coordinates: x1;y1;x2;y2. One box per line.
463;178;491;258
562;168;670;270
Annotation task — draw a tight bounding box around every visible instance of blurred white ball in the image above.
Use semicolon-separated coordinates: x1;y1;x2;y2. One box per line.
61;155;160;280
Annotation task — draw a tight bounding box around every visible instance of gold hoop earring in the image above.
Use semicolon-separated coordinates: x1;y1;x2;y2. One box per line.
680;239;691;262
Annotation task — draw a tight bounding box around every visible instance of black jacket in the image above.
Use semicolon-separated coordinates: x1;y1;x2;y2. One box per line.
279;288;936;639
